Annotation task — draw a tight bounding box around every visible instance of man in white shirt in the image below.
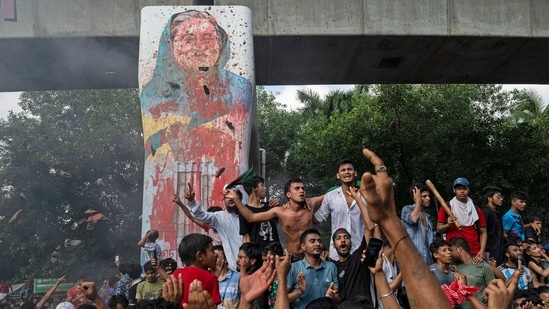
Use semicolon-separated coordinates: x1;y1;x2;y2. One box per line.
315;159;366;261
173;183;242;271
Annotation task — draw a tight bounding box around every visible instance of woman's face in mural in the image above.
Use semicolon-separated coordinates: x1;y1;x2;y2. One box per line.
172;17;220;72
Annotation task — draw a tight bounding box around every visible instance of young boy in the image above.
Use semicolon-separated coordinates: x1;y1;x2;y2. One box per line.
429;239;455;285
136;261;165;302
173;233;221;305
137;229;162;262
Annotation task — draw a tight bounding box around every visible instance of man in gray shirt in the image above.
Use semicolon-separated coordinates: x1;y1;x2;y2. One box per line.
429;238;455;285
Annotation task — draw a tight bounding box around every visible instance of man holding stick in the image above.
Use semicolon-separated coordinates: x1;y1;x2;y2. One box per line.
436;178;488;264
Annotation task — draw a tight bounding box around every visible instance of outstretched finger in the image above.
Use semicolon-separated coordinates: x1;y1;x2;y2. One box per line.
187;182;193;191
362;149;387;177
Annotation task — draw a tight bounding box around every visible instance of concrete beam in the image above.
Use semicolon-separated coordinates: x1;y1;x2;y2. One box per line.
1;0;549;91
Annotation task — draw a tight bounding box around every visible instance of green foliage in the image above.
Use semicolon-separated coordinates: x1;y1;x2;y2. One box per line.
258;84;549;225
256;86;301;177
0;89;143;281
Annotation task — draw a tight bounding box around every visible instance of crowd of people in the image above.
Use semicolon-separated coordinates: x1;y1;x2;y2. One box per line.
2;149;547;309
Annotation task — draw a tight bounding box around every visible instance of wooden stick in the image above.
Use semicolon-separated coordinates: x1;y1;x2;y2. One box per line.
425;180;462;230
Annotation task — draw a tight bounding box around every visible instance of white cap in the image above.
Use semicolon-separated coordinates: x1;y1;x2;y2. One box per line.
56;302;75;309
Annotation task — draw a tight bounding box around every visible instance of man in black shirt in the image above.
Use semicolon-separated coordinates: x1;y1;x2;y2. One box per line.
331;228;376;307
239;176;280;247
481;186;505;265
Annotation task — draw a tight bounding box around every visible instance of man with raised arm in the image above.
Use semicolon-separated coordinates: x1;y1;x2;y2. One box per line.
359;148;451;308
401;183;434;265
225;177;323;259
173;183;242;271
314;159;366;260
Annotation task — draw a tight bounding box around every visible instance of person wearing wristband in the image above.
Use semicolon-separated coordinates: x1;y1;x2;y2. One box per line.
331;184;378;306
367;250;402;309
359;148;451;308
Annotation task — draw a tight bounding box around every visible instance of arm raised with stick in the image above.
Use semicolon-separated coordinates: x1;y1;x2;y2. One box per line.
426;180;462;230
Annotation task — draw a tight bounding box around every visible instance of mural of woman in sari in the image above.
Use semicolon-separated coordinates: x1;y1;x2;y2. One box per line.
139;8;254;259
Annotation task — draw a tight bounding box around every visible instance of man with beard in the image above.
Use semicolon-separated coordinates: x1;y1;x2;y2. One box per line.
481;186;505;265
315;159;369;261
174;182;242;271
497;243;533;290
331;184;377;306
332;228;376;307
286;229;340;309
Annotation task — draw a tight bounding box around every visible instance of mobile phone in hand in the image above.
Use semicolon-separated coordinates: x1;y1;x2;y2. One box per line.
363;237;384;267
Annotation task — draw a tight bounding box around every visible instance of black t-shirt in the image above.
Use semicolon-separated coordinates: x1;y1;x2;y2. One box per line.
482;206;504;265
332;236;375;306
239;204;280;247
525;227;543;244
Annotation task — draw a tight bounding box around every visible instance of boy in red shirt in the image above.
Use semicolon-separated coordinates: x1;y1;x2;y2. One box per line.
172;233;221;305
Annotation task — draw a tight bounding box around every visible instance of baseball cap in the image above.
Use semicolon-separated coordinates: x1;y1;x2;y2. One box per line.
56;302;75;309
453;177;470;187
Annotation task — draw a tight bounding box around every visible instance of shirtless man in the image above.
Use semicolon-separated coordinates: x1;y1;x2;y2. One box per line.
225;177;324;257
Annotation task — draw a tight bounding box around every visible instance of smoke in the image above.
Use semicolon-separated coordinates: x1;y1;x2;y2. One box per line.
0;37;139;92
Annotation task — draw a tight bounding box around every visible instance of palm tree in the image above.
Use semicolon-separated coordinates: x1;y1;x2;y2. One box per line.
297;87;360;119
297;88;323;119
511;89;549;126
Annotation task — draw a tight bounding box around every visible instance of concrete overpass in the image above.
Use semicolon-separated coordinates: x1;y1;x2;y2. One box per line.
1;0;549;92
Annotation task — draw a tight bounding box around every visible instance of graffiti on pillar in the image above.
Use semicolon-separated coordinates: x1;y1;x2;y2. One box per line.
2;0;16;21
138;6;254;264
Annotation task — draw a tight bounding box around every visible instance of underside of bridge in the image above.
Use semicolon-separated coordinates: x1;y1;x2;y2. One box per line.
1;34;549;92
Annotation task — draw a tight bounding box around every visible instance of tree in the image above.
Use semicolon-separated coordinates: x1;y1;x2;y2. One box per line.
510;89;549;126
0;89;143;281
256;86;301;177
285;84;549;221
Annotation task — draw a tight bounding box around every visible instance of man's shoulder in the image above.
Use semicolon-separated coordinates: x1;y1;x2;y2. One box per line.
401;204;415;214
481;206;494;216
321;259;339;271
323;187;343;201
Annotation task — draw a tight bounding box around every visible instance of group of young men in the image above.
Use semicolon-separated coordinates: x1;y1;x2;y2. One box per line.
166;158;389;308
402;176;549;308
134;151;541;309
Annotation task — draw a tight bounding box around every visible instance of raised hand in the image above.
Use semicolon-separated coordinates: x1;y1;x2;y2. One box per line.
325;282;338;299
56;275;66;285
345;186;361;201
483;279;511;309
162;273;183;304
268;198;280;207
183;280;216;309
78;282;99;301
358;149;397;224
173;193;183;205
275;250;291;278
240;255;276;303
184;183;195;201
223;189;241;202
296;272;307;294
